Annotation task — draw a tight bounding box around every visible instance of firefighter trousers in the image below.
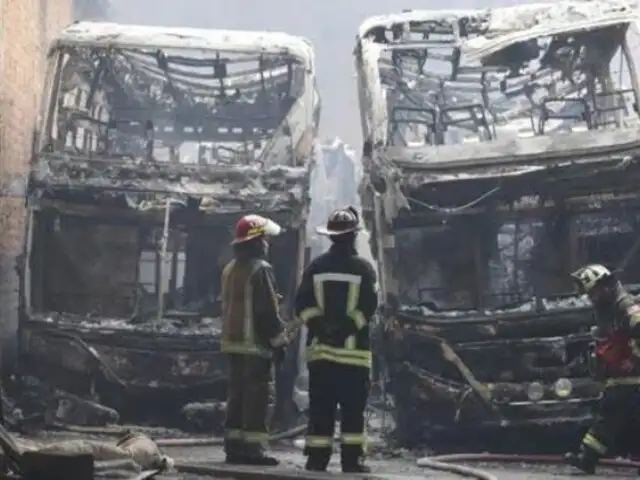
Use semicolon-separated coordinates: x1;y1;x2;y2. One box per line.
224;354;272;457
305;360;370;469
581;383;640;456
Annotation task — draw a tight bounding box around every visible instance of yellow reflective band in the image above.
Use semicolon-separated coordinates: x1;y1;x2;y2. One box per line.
247;225;265;236
340;434;365;445
225;429;243;440
307;352;370;367
582;432;607;455
308;343;370;359
243;262;257;345
307;344;372;368
345;335;355;349
348;310;366;330
221;340;272;358
605;376;640;386
346;277;364;331
310;272;367;331
305;436;333;448
313;277;325;311
244;431;269;444
298;306;322;323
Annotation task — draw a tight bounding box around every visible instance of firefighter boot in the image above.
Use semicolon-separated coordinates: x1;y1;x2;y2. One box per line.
341;452;371;474
564;446;599;475
225;453;249;465
228;442;279;466
243;451;279;466
224;439;247;465
342;458;371;473
305;453;330;472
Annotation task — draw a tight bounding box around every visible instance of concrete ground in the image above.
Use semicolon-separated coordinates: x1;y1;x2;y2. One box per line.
162;442;639;479
25;429;638;479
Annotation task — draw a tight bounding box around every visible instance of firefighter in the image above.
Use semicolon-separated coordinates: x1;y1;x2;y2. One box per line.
294;207;378;473
565;263;640;474
221;214;288;466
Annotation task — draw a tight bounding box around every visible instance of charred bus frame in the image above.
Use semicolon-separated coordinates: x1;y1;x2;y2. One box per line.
18;22;319;424
355;2;640;446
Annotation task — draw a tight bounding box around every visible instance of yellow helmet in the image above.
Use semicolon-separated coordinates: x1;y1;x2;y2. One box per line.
570;264;613;293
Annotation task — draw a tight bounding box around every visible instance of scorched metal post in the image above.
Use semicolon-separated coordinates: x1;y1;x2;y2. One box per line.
156;198;184;324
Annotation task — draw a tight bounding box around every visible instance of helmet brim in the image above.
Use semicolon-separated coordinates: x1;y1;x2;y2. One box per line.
262;219;282;236
316;225;360;236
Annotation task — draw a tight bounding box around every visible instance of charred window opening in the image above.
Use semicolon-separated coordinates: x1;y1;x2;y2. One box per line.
29;210;300;322
29;212;197;319
31;214;140;318
42;44;307;165
365;14;637;147
395;192;640;314
385;186;640;438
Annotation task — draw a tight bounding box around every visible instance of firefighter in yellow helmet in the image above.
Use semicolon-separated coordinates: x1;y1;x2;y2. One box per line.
221;214;288;466
294;207;378;473
565;264;640;474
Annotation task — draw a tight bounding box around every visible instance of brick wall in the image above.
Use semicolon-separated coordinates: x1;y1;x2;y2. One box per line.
0;0;73;350
0;0;73;179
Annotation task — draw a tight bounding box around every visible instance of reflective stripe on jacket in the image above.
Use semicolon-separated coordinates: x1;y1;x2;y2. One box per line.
221;258;282;357
294;245;377;369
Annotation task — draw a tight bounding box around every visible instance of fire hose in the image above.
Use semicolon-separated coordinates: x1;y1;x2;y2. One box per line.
420;453;640;473
31;422;640;478
169;452;640;479
9;421;500;480
172;458;499;480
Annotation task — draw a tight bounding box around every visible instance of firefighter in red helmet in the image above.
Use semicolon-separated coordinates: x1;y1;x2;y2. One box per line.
565;264;640;474
221;214;288;466
295;207;378;473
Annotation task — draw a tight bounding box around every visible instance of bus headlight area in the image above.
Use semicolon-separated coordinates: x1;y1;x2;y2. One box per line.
526;379;573;402
526;382;545;402
553;378;573;398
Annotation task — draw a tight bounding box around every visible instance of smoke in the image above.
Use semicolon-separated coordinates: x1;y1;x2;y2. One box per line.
310;139;377;272
296;139;378;383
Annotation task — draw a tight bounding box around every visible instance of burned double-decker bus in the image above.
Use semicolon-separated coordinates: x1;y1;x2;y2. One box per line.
355;2;640;447
19;22;319;424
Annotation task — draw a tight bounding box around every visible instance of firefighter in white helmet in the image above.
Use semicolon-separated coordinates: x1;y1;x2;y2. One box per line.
221;214;288;466
566;264;640;474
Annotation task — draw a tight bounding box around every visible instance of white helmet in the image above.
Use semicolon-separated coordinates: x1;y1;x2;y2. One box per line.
570;264;613;293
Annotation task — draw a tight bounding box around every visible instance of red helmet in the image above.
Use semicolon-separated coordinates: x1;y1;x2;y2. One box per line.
232;214;282;244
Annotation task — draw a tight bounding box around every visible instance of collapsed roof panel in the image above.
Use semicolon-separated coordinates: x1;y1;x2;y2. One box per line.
33;22;320;216
355;0;640;200
32;157;308;214
52;22;315;68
